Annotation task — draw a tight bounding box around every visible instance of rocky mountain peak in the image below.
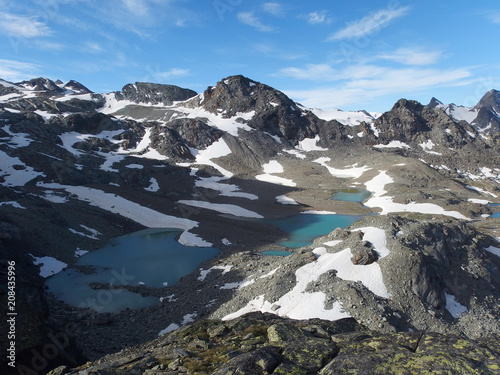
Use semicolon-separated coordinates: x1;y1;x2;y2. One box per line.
17;77;64;94
201;74;298;117
475;89;500;110
115;82;197;106
472;89;500;133
427;97;444;108
373;99;432;142
62;80;93;94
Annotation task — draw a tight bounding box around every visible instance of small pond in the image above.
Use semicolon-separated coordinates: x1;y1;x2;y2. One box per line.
331;188;371;202
46;229;220;313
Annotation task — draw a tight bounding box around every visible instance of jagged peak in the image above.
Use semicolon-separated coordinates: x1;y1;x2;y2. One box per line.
17;77;64;92
474;88;500;110
390;98;424;113
62;80;93;94
428;97;444;108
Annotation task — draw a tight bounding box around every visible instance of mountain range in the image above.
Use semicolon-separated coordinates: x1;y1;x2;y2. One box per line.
1;75;500;374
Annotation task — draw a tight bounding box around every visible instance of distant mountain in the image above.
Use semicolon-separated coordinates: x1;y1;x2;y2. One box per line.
474;89;500;133
428;90;500;134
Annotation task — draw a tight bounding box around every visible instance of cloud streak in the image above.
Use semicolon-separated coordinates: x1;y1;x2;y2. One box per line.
0;12;52;38
329;5;410;40
237;12;273;32
306;11;332;25
377;48;442;66
0;59;40;82
262;2;284;17
281;63;473;109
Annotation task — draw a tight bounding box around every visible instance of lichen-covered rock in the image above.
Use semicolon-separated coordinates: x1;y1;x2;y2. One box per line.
47;313;499;375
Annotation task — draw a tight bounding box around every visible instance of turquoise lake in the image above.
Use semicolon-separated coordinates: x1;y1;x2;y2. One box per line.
331;188;371;202
47;213;361;313
46;229;220;313
266;213;361;248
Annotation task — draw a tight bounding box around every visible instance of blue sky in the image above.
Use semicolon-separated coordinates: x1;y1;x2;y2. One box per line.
0;0;499;112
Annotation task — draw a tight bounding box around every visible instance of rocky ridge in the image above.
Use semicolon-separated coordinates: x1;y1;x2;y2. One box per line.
46;312;500;375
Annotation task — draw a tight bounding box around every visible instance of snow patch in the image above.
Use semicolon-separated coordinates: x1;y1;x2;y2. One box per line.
364;171;469;219
189;138;233;177
484;245;500;258
373;141;410;149
198;265;233;281
276;195;299;205
0;150;45;187
31;255;67;278
314;158;371;179
158;323;180;336
297;135;328;151
256;160;296;187
178;200;263;219
445;293;468;318
38;182;211;247
196;176;258;200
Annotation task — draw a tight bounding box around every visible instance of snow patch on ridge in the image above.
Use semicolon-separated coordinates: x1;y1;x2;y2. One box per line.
314;158;371;179
38;182;211;247
364;171;469;219
256;160;296;187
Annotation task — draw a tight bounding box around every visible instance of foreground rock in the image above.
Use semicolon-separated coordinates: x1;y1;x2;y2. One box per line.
46;312;500;375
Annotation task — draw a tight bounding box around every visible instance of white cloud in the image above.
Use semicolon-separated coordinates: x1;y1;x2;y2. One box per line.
34;40;65;51
122;0;149;16
377;48;442;66
282;63;472;110
490;12;500;23
329;6;410;40
0;59;40;82
84;41;104;53
155;68;190;81
262;2;284;17
237;12;273;32
307;11;332;25
0;12;52;38
279;64;337;81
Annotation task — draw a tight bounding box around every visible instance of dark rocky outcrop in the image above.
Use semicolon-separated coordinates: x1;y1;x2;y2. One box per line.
61;80;92;95
43;312;500;375
17;78;65;96
167;119;223;150
200;75;324;144
115;82;197;106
